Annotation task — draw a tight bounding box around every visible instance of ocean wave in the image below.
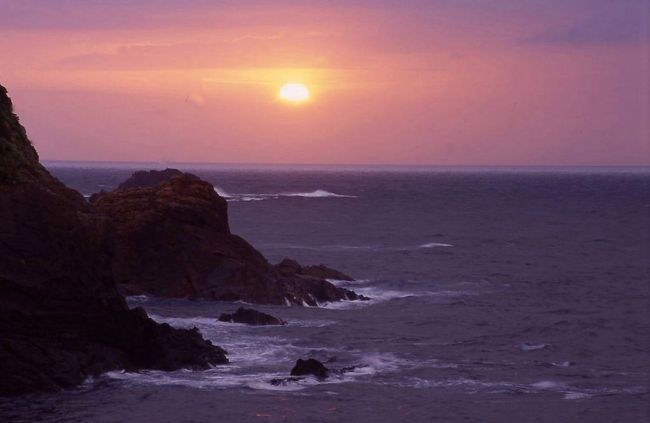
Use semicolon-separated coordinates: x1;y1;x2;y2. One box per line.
519;343;548;352
261;242;455;252
106;313;408;392
419;242;454;248
105;340;404;392
148;314;318;367
385;376;647;400
320;284;474;310
213;187;357;202
213;186;232;198
319;288;417;310
283;190;357;198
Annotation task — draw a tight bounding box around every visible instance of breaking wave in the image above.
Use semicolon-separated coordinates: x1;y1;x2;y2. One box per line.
213;187;357;202
104;312;405;392
419;242;454;248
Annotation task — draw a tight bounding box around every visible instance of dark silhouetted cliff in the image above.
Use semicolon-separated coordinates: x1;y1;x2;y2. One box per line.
0;84;227;396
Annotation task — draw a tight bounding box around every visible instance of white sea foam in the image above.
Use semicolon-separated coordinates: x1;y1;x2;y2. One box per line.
387;377;525;394
325;278;371;286
106;347;404;392
563;392;592;400
284;190;357;198
106;312;406;391
419;242;454;248
320;287;418;310
320;281;474;309
385;375;646;401
213;186;232;198
531;380;567;390
285;318;336;328
520;343;548;351
212;187;357;202
551;361;574;368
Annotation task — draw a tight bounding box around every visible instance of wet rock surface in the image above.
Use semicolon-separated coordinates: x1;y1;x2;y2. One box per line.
218;307;285;326
290;358;330;379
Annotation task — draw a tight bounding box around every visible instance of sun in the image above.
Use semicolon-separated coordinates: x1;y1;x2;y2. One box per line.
278;83;310;103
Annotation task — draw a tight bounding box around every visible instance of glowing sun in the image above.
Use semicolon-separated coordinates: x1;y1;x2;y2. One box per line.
278;83;310;103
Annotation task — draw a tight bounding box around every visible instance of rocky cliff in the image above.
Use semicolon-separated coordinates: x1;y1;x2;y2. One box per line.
91;170;365;306
0;85;227;396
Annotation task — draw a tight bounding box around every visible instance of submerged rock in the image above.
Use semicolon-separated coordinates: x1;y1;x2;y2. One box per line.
0;84;227;396
91;169;366;306
218;307;285;326
290;358;330;379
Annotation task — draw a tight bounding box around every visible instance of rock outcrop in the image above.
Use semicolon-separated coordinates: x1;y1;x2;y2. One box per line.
276;258;354;281
290;358;330;379
0;84;227;396
218;307;285;326
91;170;366;306
116;168;188;190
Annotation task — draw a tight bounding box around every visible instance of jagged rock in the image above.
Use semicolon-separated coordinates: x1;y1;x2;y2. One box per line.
290;358;330;378
271;360;359;386
276;258;302;277
276;258;354;281
218;307;285;326
91;170;366;306
0;84;227;396
116;168;189;190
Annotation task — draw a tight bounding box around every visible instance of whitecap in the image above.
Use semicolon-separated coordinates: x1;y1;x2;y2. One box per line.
211;188;357;202
105;350;404;392
319;288;416;310
321;284;474;310
563;392;592;400
283;190;357;198
325;278;370;286
386;377;525;393
285;319;336;328
551;361;574;368
519;343;548;351
419;242;454;248
531;380;566;390
212;186;232;198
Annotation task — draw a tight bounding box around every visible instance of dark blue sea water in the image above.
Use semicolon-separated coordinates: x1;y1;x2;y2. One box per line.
3;164;649;422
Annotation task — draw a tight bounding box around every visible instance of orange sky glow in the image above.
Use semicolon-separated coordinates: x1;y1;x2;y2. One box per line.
0;0;648;165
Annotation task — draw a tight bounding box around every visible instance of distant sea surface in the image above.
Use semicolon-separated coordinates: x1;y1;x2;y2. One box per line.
3;164;649;422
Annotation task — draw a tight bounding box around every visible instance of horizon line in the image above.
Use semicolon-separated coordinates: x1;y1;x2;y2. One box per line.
41;159;650;169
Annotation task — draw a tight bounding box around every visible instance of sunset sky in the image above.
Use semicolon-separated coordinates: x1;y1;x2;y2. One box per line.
0;0;648;165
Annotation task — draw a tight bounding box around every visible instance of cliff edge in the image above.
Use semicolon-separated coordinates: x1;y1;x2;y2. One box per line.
0;84;227;396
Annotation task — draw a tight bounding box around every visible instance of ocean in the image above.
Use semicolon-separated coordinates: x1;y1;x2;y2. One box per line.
2;164;648;422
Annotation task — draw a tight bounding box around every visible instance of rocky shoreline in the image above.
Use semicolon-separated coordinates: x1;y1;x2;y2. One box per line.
91;168;367;306
0;83;364;395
